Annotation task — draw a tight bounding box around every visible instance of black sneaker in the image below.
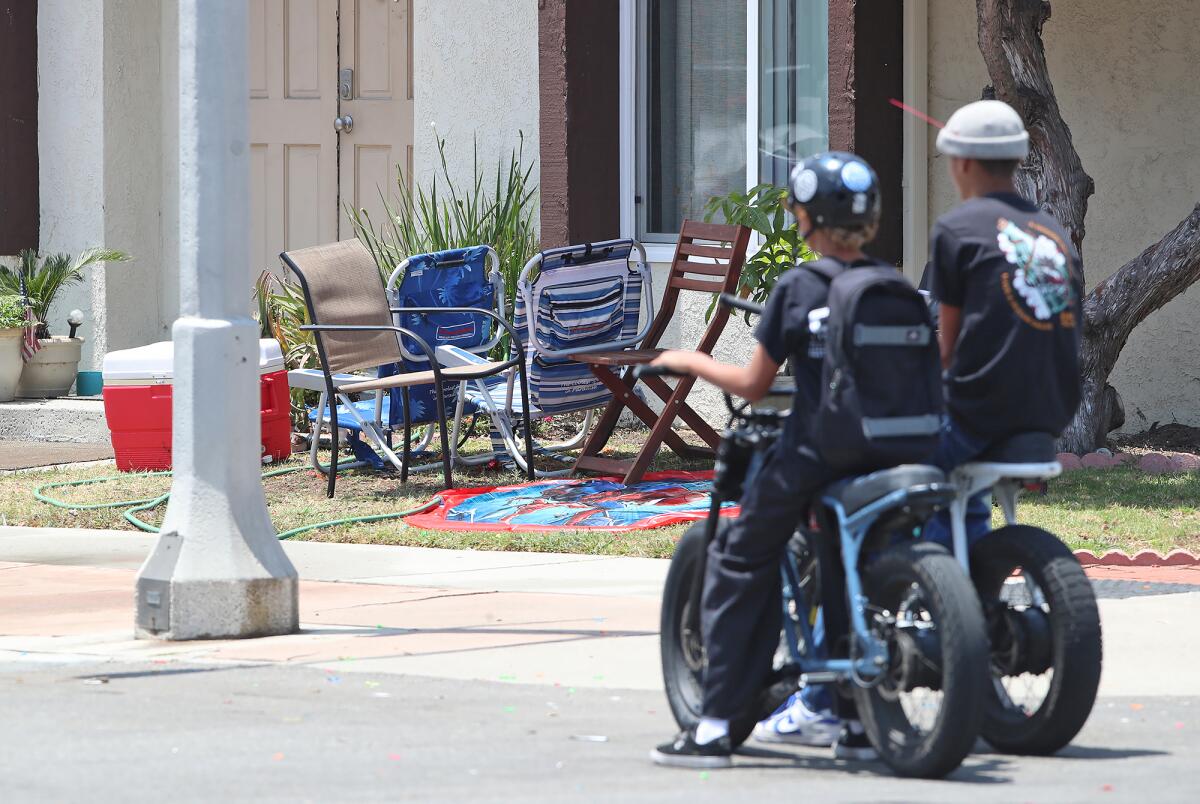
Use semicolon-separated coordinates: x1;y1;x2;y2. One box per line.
650;730;733;769
832;723;878;761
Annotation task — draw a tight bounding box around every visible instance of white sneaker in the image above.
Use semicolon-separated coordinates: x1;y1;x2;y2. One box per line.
752;693;842;746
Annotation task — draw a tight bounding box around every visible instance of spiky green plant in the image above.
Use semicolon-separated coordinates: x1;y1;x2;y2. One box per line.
347;132;540;314
253;270;319;429
0;248;131;338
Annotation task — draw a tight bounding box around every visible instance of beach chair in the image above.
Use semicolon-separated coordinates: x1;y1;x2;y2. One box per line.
570;220;751;484
281;239;532;496
437;239;654;477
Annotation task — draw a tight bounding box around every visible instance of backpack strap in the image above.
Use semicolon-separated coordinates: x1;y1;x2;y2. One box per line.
802;257;845;284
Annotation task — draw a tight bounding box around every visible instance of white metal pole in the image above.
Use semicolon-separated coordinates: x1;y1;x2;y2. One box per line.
135;0;298;640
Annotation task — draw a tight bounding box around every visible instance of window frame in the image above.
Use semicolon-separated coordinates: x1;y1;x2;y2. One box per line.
619;0;759;261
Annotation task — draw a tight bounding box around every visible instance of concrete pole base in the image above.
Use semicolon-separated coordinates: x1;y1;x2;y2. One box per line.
134;319;299;641
136;538;298;641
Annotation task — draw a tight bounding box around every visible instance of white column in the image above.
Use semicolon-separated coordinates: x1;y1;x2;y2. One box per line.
135;0;298;640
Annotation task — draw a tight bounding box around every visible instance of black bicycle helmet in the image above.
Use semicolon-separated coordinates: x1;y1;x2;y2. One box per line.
788;151;881;233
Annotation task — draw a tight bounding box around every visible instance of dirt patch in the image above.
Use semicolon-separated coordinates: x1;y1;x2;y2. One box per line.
1110;423;1200;455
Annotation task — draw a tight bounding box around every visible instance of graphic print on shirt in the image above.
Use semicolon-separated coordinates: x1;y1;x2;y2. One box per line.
806;306;830;359
996;218;1075;327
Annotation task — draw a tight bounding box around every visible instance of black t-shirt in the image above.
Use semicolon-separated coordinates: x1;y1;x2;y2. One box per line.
755;256;897;441
929;192;1083;440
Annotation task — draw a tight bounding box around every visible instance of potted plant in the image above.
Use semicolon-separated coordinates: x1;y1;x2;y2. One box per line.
703;183;821;313
0;295;28;402
0;247;131;398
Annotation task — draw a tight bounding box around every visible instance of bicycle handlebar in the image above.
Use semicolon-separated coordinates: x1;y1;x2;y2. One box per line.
632;364;684;380
719;292;763;316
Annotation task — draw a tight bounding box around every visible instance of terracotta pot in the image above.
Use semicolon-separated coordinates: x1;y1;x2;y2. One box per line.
17;336;84;398
0;328;23;402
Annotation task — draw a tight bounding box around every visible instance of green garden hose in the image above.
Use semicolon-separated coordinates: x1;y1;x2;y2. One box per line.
32;466;440;539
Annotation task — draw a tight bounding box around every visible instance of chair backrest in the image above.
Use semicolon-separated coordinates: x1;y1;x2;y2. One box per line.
642;219;752;353
387;245;503;366
281;239;402;375
512;239;652;413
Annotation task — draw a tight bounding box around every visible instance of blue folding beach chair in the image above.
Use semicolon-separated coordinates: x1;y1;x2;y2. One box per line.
288;241;533;490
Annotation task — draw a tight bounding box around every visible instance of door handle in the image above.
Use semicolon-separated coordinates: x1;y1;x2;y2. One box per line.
333;114;354;133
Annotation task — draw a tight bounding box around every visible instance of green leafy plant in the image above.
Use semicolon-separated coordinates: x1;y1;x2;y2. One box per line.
0;248;131;338
347;132;540;315
0;295;27;330
703;184;819;318
254;270;318;430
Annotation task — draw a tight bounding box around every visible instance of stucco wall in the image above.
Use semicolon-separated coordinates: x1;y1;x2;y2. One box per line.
38;0;170;371
412;0;540;206
102;0;167;353
37;0;106;369
927;0;1200;431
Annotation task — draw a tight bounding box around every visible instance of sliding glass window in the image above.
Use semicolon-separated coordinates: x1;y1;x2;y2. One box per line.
758;0;828;189
633;0;828;241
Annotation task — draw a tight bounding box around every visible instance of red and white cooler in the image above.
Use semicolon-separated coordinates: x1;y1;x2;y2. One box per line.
102;339;292;472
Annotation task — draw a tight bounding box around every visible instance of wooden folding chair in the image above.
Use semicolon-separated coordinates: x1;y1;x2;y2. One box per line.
570;220;751;484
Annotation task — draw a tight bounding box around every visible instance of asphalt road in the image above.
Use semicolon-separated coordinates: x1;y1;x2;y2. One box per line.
1;660;1194;803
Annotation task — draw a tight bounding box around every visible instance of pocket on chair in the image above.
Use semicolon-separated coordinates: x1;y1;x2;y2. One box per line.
538;278;626;347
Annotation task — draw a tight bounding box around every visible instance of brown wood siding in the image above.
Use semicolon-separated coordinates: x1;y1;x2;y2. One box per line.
0;0;38;253
828;0;905;266
538;0;620;248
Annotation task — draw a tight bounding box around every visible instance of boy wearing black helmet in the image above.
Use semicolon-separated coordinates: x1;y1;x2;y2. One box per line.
921;100;1082;548
649;153;892;768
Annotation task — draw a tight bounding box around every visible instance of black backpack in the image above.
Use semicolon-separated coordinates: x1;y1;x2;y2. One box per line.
805;258;943;472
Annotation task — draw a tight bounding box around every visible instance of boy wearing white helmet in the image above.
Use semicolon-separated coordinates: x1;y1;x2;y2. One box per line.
922;100;1083;547
649;152;890;768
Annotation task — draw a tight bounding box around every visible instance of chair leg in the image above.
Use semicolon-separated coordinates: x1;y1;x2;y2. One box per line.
327;400;339;499
517;362;536;481
432;381;453;489
401;387;412;484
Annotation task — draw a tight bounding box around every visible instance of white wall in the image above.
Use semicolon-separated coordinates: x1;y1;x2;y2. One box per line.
37;0;107;369
37;0;172;371
411;0;540;204
927;0;1200;431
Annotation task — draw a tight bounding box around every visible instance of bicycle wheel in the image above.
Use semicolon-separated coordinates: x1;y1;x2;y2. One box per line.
854;541;989;779
660;522;772;748
970;525;1102;755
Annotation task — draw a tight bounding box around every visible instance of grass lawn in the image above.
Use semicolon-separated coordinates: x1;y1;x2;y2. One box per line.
4;430;1199;558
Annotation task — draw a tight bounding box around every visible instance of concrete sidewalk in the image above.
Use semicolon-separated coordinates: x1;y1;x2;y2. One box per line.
3;525;1200;698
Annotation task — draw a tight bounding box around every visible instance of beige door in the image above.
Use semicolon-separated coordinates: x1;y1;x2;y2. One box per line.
336;0;415;239
248;0;414;283
249;0;339;281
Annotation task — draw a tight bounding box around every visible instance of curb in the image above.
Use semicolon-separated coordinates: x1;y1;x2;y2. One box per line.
1058;450;1200;475
1074;549;1200;567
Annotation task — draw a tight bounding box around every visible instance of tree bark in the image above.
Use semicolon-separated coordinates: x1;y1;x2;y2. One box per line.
1060;206;1200;451
976;0;1093;256
975;0;1200;451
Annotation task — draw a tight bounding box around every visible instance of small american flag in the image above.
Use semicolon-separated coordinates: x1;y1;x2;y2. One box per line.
19;274;40;363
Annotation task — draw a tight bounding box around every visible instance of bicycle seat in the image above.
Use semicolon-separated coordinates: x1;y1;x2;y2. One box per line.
974;432;1057;464
830;465;947;514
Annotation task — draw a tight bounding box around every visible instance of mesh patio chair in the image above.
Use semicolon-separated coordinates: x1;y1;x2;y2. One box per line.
570;220;751;484
280;239;533;497
436;239;654;477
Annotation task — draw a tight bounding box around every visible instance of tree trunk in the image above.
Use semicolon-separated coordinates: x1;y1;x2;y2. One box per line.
976;0;1093;256
1060;206;1200;451
976;0;1200;451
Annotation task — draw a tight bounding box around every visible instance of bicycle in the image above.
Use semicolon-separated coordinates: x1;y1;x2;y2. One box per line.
642;295;991;779
945;441;1103;754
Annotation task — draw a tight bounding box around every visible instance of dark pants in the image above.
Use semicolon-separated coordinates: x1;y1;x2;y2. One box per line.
921;415;993;549
700;437;838;719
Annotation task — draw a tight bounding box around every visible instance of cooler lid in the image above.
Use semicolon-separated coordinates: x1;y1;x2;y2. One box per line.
103;338;285;383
